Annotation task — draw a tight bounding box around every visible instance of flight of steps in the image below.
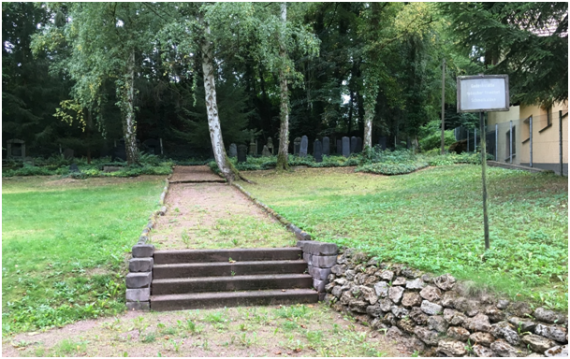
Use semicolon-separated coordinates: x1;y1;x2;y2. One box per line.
150;247;319;311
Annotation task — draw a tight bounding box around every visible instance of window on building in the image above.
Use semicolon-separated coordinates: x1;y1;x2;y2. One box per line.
522;116;531;143
505;126;516;161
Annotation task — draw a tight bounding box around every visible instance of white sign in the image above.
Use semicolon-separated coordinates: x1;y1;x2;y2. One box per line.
457;75;509;112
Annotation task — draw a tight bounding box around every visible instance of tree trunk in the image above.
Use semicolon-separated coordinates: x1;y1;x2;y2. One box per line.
122;48;139;165
363;101;374;150
200;26;235;183
276;3;289;171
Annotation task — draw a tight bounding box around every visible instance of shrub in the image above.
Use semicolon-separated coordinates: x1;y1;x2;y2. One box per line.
419;130;456;151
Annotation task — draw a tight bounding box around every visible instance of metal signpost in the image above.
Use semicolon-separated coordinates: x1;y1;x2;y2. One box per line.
457;75;509;250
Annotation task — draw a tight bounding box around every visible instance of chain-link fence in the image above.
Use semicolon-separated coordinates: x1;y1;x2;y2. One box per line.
453;111;568;176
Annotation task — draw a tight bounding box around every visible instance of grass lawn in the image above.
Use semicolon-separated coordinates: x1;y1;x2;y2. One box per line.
2;176;165;334
241;165;568;311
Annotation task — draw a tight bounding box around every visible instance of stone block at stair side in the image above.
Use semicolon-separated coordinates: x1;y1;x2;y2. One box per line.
132;244;154;258
126;272;152;288
126;288;150;302
129;258;154;272
303;242;338;256
308;265;332;281
126;301;150;311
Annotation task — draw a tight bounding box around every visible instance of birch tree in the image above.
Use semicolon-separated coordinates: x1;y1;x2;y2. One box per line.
32;3;160;165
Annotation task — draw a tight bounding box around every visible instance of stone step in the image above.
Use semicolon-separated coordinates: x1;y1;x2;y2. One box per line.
150;288;318;311
152;273;314;295
153;260;308;279
153;248;303;264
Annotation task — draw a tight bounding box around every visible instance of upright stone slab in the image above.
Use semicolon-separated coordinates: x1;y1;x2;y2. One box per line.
299;136;308;158
248;141;257;156
237;145;247;163
262;145;271;157
350;136;357;154
294;137;301;155
322;137;330;156
313;139;323;163
342;137;350;157
356;137;363;153
337;140;342;155
228;143;237;158
267;137;274;155
113;140;127;161
379;136;387;151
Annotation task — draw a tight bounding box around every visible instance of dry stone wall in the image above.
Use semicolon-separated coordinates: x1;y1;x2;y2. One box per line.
325;248;568;357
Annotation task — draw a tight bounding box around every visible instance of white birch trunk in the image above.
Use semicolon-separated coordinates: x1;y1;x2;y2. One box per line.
363;103;374;150
123;48;139;165
276;2;290;170
201;27;234;183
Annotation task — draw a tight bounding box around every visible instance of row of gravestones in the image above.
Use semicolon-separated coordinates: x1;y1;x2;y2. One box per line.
228;135;364;163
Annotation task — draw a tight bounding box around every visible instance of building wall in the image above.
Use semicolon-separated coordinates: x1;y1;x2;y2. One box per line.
487;102;568;169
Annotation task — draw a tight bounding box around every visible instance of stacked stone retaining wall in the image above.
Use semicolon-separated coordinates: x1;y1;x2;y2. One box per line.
325;248;568;357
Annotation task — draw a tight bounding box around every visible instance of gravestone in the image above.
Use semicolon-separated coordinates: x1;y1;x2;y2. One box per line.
337;140;342;155
237;145;247;163
70;163;80;173
294;137;302;155
322;137;330;156
342;137;350;157
378;136;387;151
63;148;74;159
143;139;160;155
267;137;274;155
356;137;363;153
313;139;323;163
228;143;237;158
6;139;25;160
262;145;271;157
248;141;257;156
299;135;308;157
350;136;357;154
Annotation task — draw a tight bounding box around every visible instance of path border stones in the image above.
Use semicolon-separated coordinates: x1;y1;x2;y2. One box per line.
125;172;172;310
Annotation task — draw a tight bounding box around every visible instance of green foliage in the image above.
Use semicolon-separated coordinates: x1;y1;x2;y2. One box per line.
440;2;568;105
419;130;456;152
356;162;429;175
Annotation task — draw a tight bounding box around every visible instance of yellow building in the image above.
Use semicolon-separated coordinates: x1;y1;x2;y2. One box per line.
487;102;568;175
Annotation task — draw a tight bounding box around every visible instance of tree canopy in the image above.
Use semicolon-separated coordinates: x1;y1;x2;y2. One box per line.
3;2;567;159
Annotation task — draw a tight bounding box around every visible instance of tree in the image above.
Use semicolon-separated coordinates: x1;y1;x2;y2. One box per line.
33;3;162;165
440;2;568;106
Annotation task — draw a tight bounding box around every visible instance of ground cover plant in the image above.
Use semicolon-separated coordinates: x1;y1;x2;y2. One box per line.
2;154;174;178
2;176;165;334
241;166;568;311
2;305;403;357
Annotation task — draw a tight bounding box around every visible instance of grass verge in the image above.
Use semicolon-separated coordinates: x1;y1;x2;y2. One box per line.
2;176;164;334
241;166;568;311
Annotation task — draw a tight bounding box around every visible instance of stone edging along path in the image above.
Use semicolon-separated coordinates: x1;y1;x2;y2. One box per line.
231;177;568;357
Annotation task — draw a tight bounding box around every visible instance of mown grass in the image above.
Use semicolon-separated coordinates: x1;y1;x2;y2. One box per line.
2;176;165;334
241;166;568;311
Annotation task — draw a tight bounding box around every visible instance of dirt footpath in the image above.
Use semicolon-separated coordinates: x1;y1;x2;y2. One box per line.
149;166;296;250
3;304;411;357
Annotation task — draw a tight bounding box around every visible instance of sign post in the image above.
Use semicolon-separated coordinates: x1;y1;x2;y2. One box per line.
457;75;509;250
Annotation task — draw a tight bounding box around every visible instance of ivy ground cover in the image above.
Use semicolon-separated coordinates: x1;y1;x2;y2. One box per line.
241;165;568;311
2;176;164;334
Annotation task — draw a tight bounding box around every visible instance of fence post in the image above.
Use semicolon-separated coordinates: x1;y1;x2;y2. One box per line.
509;120;513;164
495;123;499;161
474;128;477;152
467;129;470;152
529;116;533;167
558;110;564;176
